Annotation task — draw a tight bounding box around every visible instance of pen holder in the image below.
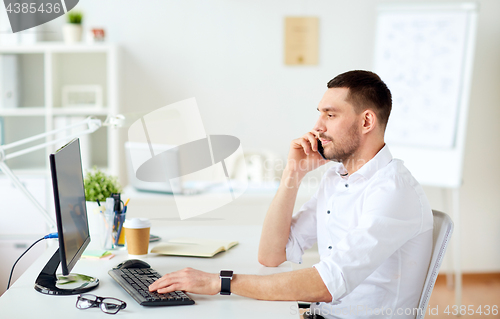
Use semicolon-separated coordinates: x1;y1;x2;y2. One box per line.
101;212;115;250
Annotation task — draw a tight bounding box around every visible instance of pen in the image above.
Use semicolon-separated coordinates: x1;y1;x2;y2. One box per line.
115;198;130;246
105;198;114;215
115;216;124;246
123;198;130;214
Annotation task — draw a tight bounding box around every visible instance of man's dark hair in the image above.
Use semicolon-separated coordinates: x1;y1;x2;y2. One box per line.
327;70;392;129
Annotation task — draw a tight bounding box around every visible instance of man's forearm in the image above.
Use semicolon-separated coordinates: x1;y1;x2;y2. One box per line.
231;267;332;303
258;168;304;266
149;265;332;303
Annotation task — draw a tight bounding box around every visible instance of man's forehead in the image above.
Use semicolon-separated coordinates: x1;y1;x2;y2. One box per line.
326;86;350;98
317;87;352;112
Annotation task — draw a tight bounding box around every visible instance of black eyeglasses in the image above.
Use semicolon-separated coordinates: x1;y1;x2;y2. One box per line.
76;294;127;315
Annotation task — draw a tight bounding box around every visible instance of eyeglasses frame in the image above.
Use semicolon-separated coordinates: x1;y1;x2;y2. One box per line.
76;293;127;315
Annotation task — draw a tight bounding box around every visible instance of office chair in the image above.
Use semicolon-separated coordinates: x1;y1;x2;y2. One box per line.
299;210;454;319
416;210;454;319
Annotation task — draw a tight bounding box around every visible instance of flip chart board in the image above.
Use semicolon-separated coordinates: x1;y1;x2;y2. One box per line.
373;3;478;188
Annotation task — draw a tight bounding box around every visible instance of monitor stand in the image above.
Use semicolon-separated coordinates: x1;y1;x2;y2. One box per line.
34;249;99;295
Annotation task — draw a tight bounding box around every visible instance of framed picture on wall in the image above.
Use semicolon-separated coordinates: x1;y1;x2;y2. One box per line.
62;85;103;109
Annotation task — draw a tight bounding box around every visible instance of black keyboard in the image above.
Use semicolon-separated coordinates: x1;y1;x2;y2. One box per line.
108;267;195;306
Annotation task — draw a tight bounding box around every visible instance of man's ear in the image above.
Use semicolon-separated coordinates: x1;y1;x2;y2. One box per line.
361;109;377;134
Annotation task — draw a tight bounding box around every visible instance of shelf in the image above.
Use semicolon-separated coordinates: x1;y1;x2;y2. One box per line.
0;107;111;116
0;42;116;54
0;234;47;241
0;168;47;176
52;107;110;116
0;107;46;116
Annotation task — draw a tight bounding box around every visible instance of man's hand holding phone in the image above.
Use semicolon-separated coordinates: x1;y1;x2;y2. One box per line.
285;131;329;182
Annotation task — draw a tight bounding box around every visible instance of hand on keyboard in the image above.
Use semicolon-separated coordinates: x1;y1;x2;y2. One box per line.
149;267;220;296
109;265;195;306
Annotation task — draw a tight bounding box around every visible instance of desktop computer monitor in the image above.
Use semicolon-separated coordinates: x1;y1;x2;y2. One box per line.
34;138;99;295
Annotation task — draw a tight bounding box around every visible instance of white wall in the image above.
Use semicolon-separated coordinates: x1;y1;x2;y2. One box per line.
40;0;500;272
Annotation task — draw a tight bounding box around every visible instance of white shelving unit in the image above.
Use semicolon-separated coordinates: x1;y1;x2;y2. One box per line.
0;43;119;295
0;42;119;174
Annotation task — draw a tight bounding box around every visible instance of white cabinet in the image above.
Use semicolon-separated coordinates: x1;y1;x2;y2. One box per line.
0;174;50;296
0;174;49;235
0;238;48;296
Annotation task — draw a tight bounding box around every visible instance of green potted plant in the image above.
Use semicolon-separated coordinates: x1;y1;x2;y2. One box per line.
84;167;121;249
63;10;83;43
84;167;121;203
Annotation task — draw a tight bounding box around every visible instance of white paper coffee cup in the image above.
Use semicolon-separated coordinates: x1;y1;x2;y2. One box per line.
124;218;151;256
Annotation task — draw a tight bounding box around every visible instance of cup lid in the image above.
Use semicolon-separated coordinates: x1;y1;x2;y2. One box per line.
123;218;151;229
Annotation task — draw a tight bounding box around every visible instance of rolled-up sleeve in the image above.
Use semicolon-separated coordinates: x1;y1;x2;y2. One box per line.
285;194;318;264
313;181;424;303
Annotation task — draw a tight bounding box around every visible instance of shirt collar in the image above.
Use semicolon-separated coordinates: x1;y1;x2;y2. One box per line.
335;144;393;181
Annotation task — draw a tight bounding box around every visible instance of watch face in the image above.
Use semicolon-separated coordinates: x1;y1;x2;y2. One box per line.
220;270;233;277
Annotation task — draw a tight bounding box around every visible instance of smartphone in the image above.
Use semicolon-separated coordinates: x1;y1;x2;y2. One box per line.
317;139;327;160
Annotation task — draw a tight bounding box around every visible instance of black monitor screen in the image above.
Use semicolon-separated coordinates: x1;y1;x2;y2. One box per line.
50;138;90;276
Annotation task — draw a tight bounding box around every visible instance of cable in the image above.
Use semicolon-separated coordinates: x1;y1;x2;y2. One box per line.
44;233;58;239
6;233;58;291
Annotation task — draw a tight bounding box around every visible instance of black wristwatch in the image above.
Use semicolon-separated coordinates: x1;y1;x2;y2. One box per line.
220;270;233;295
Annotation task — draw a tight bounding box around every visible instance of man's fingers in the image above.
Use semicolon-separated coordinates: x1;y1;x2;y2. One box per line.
149;273;175;291
293;132;319;155
304;132;318;152
150;278;180;292
149;269;191;292
299;138;312;155
157;283;181;294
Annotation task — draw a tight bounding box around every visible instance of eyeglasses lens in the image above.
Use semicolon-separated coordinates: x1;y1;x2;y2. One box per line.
76;294;97;309
100;298;124;314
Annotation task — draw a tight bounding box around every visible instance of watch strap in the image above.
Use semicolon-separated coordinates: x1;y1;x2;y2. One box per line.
220;277;231;295
220;270;233;295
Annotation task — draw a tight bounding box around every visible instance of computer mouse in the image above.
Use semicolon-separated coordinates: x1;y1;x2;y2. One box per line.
114;259;151;270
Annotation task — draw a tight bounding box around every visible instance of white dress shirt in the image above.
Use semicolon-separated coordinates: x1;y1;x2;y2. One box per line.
286;145;433;319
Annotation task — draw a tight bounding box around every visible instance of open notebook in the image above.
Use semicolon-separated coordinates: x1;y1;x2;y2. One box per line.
151;237;238;258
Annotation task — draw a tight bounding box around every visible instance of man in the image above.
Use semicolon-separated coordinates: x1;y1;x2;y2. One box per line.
149;70;433;319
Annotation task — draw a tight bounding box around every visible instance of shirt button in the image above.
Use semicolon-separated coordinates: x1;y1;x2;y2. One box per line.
327;210;330;214
328;246;332;249
345;184;349;188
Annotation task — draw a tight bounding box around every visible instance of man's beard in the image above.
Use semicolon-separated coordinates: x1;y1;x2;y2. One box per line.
320;122;360;163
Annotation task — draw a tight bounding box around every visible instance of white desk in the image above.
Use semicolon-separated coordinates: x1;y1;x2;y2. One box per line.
0;225;300;319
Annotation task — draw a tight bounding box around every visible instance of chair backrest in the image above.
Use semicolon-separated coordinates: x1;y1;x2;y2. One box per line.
416;210;454;319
